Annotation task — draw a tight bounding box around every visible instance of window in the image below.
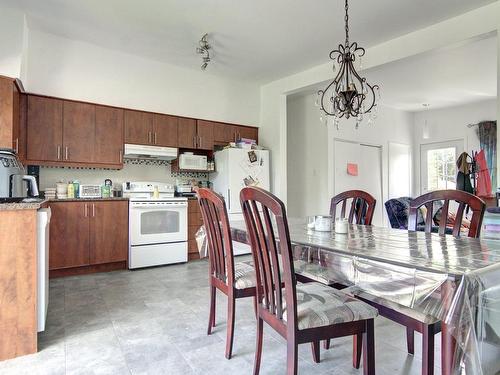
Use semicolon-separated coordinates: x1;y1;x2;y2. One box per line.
426;147;457;191
420;140;463;193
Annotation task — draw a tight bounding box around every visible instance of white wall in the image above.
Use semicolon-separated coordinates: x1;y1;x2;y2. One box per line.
286;92;414;219
24;29;260;126
286;93;329;217
413;99;497;194
0;7;26;78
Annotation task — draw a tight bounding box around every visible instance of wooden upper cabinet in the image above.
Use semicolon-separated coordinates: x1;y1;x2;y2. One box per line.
95;106;124;166
27;96;63;162
90;201;128;264
124;110;153;145
63;101;95;163
214;122;235;143
177;117;197;148
153;114;178;147
196;120;214;150
237;126;258;142
49;202;90;270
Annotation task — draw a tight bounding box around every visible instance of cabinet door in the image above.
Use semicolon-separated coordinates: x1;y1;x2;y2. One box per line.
213;123;235;143
236;126;258;142
49;202;90;270
177;117;197;148
124;110;153;145
153;114;178;147
196;120;214;150
27;96;63;162
63;101;95;163
90;201;128;264
95;106;124;165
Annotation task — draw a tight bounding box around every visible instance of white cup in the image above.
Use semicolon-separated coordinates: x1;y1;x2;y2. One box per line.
335;218;349;234
314;216;332;232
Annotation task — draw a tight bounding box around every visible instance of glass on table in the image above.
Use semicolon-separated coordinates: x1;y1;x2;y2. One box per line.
306;216;316;230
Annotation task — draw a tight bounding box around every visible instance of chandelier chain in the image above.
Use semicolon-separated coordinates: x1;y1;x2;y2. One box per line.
344;0;349;47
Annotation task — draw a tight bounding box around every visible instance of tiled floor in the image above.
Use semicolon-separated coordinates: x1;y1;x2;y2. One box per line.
0;257;441;374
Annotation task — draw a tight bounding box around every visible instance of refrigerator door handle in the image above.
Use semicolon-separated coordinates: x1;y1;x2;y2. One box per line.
227;189;230;210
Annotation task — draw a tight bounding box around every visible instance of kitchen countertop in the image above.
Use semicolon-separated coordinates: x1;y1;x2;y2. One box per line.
47;197;129;202
0;199;48;211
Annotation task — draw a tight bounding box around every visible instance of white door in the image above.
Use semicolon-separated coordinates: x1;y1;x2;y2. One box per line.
388;142;411;198
420;140;464;194
334;140;384;226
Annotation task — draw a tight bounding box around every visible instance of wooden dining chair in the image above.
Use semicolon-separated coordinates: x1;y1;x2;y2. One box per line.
352;190;485;375
196;188;257;360
240;186;378;375
330;190;377;225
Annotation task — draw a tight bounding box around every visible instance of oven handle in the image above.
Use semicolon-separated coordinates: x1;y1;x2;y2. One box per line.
131;204;187;209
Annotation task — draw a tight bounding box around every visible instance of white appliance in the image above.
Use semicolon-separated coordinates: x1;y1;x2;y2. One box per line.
178;153;207;171
37;207;51;332
124;181;187;268
79;184;102;198
124;144;178;161
210;148;270;255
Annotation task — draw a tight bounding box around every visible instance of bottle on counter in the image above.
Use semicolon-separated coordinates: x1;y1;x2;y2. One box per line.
153;185;160;199
67;182;75;199
73;180;80;198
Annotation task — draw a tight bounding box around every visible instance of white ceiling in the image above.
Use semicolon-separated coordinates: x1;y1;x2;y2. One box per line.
363;35;498;112
2;0;497;82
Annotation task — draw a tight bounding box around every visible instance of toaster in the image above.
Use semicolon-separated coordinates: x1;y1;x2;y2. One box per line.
79;184;101;198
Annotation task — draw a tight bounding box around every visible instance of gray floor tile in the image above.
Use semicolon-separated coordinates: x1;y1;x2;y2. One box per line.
0;259;439;374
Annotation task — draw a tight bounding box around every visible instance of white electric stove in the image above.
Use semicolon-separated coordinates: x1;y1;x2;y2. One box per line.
123;181;188;269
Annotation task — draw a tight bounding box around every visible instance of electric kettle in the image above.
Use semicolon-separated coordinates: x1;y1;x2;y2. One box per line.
0;149;39;202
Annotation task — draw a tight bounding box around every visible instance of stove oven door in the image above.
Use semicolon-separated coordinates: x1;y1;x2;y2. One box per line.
130;201;187;245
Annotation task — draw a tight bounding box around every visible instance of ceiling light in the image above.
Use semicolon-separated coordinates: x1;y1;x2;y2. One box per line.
196;33;212;71
316;0;380;130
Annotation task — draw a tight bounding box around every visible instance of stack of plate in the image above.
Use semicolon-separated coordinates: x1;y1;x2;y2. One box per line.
44;188;56;200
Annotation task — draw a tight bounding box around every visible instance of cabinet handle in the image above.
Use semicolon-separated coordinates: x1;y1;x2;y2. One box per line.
84;204;88;217
14;138;19;154
119;149;123;163
92;204;95;217
154;132;157;145
57;145;61;160
198;136;202;149
65;146;69;160
193;136;197;148
148;131;152;144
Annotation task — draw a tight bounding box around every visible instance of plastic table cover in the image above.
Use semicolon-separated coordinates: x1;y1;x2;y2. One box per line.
227;219;500;375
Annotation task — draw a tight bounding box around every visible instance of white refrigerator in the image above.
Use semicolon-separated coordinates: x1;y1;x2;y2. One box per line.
210;148;270;254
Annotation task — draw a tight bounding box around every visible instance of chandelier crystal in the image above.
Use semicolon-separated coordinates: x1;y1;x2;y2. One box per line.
316;0;380;129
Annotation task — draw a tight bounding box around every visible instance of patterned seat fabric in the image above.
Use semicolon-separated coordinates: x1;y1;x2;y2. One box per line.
284;282;378;330
233;261;256;289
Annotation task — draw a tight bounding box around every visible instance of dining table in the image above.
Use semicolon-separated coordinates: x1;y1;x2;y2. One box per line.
228;218;500;375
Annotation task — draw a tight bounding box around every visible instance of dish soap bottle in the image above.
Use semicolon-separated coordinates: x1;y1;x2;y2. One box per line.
67;182;75;199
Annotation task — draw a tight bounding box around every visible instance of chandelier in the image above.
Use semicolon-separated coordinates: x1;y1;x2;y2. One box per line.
316;0;380;129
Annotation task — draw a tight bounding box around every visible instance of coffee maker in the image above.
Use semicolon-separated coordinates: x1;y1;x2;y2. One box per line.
0;149;39;202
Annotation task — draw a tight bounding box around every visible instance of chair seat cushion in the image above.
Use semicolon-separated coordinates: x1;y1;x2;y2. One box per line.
284;282;378;330
234;261;256;289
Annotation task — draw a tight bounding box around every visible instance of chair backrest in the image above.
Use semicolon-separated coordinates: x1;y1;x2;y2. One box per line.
240;186;297;333
330;190;377;225
408;190;485;238
196;188;235;286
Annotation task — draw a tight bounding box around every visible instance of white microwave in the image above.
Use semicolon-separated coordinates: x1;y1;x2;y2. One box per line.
178;154;207;171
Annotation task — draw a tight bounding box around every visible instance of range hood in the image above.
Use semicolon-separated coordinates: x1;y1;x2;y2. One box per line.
124;144;178;161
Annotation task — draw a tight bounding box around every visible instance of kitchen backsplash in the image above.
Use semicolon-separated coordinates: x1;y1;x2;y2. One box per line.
38;161;208;190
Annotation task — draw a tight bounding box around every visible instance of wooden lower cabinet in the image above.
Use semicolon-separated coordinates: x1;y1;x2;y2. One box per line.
90;201;128;264
49;202;90;269
188;199;203;261
49;200;128;276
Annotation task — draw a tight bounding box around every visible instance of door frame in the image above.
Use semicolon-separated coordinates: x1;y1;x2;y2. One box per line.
332;137;384;225
419;138;465;195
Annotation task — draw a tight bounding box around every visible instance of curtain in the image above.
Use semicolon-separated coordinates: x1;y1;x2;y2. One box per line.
476;121;497;191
